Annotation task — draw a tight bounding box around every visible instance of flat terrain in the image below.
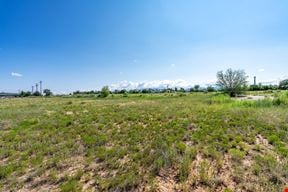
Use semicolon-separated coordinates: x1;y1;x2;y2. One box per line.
0;93;288;191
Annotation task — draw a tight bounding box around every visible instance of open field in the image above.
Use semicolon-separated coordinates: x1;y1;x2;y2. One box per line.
0;92;288;191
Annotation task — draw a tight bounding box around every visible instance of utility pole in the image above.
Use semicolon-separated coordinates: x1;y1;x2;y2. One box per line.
39;81;42;94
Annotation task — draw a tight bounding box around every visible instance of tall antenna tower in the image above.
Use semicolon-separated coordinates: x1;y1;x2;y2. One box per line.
36;83;39;92
39;81;42;94
32;86;34;93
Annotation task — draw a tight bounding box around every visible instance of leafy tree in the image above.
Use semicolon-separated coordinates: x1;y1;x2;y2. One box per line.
99;86;110;98
279;79;288;90
189;88;195;92
216;68;248;97
129;89;140;94
33;91;42;96
179;88;186;92
142;89;152;94
194;85;200;92
249;84;278;91
19;91;31;97
43;89;53;96
119;89;127;94
207;86;215;92
73;90;80;95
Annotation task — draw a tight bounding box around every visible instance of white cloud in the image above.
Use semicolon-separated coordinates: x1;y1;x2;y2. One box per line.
170;63;176;67
258;68;265;72
109;79;215;90
11;72;23;77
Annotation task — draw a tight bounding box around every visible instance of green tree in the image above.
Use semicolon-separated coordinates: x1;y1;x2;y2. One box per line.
194;85;200;92
19;91;31;97
207;86;215;92
279;79;288;90
99;86;110;98
216;69;248;97
33;91;41;96
43;89;53;96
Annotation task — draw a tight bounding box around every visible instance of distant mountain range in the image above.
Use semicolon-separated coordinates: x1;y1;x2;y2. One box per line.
0;92;19;97
109;79;216;91
109;76;288;91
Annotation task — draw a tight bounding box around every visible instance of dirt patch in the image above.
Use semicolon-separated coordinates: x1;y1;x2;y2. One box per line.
255;134;282;162
18;156;86;192
45;110;56;116
178;154;238;192
0;157;9;166
0;120;12;130
65;111;74;116
118;101;137;107
217;155;236;191
234;95;266;101
255;134;269;147
156;168;178;192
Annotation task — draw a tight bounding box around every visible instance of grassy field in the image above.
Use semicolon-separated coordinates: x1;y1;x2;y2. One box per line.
0;92;288;191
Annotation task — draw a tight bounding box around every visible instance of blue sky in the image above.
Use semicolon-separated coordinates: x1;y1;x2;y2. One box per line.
1;0;288;93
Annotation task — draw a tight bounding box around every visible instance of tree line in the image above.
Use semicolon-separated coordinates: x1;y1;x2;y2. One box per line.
18;69;288;98
19;89;53;97
73;69;287;98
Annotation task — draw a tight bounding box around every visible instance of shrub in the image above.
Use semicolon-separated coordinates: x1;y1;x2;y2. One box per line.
268;135;279;145
175;142;186;154
277;91;288;105
228;149;245;162
60;179;82;192
0;164;16;179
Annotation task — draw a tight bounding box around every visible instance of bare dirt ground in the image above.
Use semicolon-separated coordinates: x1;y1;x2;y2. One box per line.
234;95;266;101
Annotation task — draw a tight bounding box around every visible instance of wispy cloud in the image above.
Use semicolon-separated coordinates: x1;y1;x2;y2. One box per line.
258;68;265;72
170;63;176;68
11;72;23;77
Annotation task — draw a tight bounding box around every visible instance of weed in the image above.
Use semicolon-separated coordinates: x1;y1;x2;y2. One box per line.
228;149;246;162
60;179;82;192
